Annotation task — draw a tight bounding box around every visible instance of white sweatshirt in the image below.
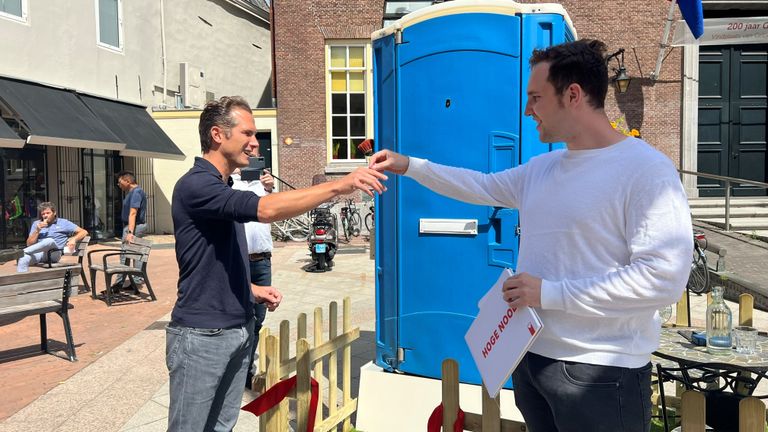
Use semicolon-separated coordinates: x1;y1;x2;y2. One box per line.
406;137;693;368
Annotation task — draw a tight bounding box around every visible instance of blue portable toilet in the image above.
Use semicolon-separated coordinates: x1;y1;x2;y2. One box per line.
372;0;576;384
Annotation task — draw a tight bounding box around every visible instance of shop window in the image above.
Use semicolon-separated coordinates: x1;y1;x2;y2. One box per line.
1;146;47;247
0;0;27;23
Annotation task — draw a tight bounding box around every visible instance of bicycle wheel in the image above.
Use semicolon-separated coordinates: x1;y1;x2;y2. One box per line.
341;217;350;242
350;212;362;237
364;213;373;232
687;247;710;294
284;217;309;241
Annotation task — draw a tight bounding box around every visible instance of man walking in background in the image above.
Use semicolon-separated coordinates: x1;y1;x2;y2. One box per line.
117;170;147;243
114;170;147;288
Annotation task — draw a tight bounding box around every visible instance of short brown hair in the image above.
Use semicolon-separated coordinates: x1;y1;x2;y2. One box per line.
38;201;57;214
530;39;609;109
198;96;252;153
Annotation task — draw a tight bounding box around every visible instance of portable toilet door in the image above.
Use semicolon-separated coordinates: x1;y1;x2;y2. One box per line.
372;0;576;384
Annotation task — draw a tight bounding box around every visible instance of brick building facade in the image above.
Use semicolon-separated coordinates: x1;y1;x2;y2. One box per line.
273;0;386;189
271;0;757;194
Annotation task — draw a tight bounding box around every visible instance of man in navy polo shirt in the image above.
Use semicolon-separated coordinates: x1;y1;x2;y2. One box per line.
167;96;386;432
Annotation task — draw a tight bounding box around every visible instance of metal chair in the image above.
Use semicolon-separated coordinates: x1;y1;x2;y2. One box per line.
87;237;156;306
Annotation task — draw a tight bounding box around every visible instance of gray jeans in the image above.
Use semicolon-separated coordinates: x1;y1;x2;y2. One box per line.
166;318;255;432
511;352;653;432
17;238;61;272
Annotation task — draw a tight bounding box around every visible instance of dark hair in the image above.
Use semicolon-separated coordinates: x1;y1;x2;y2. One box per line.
117;170;136;184
530;39;609;109
198;96;252;153
38;201;56;214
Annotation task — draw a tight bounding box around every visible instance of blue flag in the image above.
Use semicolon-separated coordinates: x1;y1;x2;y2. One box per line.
677;0;704;39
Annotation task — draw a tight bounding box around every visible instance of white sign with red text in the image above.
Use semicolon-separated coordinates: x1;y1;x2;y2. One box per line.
465;268;543;398
672;17;768;46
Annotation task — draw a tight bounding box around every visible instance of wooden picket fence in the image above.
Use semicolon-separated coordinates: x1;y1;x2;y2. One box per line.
438;360;765;432
678;390;765;432
254;296;359;432
436;359;527;432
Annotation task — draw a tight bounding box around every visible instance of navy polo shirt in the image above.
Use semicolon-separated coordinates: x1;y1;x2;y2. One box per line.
171;157;261;328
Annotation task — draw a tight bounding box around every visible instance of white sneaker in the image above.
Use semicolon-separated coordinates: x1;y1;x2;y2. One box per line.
16;256;31;273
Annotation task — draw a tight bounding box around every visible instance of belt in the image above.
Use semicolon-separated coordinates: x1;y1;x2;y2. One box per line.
249;252;272;261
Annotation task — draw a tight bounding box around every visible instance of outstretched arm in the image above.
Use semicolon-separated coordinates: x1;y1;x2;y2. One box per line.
257;167;387;223
370;149;522;209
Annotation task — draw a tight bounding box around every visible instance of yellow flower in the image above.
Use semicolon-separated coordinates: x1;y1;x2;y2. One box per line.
611;116;641;138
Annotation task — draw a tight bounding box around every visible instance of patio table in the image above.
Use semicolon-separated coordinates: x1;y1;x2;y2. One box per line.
654;326;768;431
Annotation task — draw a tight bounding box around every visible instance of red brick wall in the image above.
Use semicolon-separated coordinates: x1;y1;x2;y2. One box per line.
273;0;385;189
543;0;684;165
274;0;684;189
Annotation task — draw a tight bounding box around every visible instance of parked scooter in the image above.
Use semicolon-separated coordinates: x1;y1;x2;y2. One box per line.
307;204;338;272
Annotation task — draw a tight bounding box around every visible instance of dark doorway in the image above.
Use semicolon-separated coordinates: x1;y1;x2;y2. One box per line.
81;149;121;240
698;44;767;196
257;131;273;171
0;146;47;248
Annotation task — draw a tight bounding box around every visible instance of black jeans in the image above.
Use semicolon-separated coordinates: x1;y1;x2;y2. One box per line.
512;352;652;432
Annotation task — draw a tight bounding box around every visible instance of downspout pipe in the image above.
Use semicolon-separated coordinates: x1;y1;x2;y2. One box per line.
160;0;168;107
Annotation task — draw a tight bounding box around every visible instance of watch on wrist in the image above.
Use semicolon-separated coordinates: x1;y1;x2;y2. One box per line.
126;229;133;234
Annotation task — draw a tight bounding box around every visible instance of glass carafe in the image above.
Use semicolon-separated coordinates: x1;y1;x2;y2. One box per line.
706;285;732;355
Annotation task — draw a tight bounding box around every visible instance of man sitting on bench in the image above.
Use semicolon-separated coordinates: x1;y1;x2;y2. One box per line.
17;202;88;273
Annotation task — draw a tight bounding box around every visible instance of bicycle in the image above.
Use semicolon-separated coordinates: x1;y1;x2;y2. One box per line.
687;229;710;295
364;203;375;233
658;230;709;324
271;213;311;242
338;198;362;242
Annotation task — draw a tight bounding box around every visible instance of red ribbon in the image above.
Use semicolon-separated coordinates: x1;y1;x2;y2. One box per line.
241;375;320;432
427;403;465;432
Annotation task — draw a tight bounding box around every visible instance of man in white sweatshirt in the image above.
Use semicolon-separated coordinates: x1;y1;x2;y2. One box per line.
369;39;693;432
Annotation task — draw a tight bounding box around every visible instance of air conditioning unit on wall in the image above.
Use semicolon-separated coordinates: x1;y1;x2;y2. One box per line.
180;62;207;108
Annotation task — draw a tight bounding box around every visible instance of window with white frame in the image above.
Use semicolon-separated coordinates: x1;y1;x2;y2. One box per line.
97;0;123;51
0;0;27;23
328;44;368;161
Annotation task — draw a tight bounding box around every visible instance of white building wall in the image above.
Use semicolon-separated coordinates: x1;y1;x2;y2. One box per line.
0;0;271;107
0;0;273;236
162;1;272;108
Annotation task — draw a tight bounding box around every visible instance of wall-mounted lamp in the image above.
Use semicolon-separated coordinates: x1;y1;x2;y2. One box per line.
605;48;631;94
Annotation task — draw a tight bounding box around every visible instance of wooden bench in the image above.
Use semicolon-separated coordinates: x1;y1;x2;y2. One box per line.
38;235;91;294
87;237;156;306
0;268;76;361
